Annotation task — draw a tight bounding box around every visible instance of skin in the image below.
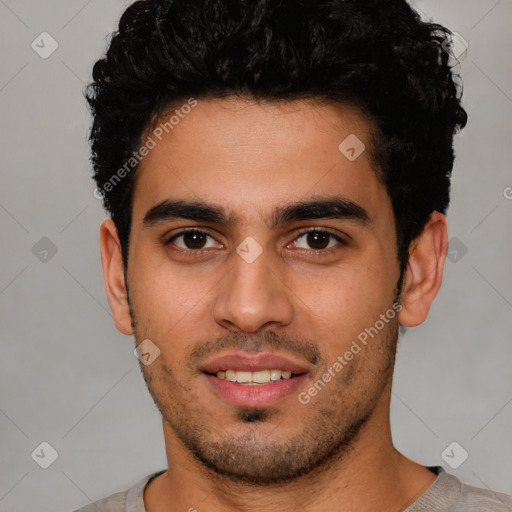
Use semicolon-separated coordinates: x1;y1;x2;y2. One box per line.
100;96;448;512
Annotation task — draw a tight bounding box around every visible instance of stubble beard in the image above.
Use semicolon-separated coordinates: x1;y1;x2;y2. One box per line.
131;310;399;486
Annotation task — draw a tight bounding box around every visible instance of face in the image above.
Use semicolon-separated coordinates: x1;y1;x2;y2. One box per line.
114;97;405;483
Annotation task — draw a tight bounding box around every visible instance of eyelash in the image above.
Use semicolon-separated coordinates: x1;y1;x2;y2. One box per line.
164;227;347;256
293;227;347;255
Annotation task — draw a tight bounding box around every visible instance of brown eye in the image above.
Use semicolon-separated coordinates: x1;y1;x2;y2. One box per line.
292;230;344;251
182;231;208;249
168;230;220;250
306;231;330;250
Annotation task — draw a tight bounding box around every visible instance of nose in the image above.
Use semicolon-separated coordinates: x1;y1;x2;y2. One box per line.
212;248;294;334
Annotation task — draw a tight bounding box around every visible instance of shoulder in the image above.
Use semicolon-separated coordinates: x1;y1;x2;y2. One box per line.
72;470;166;512
73;489;127;512
429;467;512;512
406;467;512;512
457;477;512;511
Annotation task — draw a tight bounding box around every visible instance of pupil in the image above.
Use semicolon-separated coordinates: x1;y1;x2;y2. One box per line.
307;232;329;250
184;232;207;249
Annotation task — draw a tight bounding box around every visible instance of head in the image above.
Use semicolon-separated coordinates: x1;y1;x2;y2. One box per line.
89;0;467;485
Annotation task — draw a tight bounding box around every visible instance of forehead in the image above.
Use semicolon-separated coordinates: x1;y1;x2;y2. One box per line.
131;96;389;225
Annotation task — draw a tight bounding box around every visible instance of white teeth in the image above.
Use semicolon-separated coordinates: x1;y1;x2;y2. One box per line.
270;369;282;381
235;371;252;383
252;370;270;383
215;369;294;383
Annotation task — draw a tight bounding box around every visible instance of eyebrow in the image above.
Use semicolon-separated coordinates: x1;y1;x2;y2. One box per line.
142;196;369;229
142;199;231;227
268;197;369;228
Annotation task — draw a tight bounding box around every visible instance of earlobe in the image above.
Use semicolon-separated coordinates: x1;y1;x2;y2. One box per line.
99;219;134;335
398;212;448;328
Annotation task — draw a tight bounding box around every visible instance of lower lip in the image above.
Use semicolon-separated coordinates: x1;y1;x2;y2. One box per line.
203;373;308;407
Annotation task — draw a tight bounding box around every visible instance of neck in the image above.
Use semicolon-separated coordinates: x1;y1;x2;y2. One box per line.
144;385;436;512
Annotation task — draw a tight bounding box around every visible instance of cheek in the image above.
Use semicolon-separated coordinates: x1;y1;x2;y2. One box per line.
133;250;211;304
129;263;204;339
289;261;396;348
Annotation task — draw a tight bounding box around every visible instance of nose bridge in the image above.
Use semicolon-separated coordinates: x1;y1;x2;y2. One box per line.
233;247;275;294
212;242;294;333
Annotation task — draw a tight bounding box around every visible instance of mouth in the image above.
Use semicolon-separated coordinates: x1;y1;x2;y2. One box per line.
208;368;297;384
200;352;310;407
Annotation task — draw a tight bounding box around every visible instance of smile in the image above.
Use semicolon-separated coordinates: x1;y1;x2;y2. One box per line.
213;369;294;384
200;351;310;407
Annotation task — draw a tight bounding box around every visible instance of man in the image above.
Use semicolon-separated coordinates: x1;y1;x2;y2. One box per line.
77;0;511;510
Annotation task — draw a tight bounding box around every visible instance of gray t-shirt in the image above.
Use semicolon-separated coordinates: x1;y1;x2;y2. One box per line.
74;466;512;511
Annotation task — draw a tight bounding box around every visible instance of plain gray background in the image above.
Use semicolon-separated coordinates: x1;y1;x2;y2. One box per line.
0;1;511;510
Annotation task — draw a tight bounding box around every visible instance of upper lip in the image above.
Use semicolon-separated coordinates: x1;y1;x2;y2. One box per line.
200;351;310;375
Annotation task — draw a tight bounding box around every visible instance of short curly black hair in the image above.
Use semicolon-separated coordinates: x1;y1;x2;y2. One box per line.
86;0;467;279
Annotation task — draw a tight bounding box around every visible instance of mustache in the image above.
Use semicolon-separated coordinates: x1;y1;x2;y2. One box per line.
187;330;322;367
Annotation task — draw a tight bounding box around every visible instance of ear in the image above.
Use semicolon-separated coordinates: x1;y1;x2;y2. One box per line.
398;211;448;328
99;218;133;335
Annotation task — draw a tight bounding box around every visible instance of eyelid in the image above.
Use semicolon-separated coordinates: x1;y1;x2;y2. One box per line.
297;226;350;239
165;227;223;248
292;226;348;244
